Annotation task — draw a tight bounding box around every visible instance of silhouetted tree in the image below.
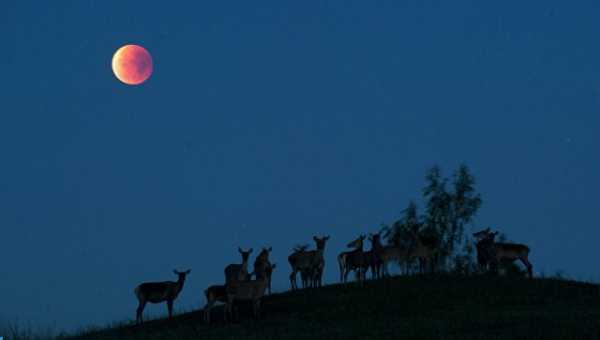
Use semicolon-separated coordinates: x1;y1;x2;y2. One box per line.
450;164;482;251
387;200;422;247
385;164;482;273
419;164;482;271
422;166;452;268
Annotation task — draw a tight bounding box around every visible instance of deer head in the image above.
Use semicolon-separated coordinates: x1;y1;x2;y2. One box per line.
238;247;253;262
257;247;272;262
313;235;330;250
173;269;191;281
347;235;366;249
472;227;492;240
369;232;382;247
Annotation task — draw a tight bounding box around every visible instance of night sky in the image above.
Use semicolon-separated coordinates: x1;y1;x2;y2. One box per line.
2;0;599;332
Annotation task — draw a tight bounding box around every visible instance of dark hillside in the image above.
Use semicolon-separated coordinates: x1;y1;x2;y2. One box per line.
65;275;600;340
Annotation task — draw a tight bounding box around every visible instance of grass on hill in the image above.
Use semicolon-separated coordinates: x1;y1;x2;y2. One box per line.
62;274;600;340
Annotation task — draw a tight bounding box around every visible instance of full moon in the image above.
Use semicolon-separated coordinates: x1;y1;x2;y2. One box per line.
111;44;153;85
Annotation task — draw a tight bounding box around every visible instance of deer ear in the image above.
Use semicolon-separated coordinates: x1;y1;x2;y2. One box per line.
249;248;253;253
238;247;243;253
313;236;319;242
185;269;191;274
325;235;330;240
268;247;272;252
173;270;179;275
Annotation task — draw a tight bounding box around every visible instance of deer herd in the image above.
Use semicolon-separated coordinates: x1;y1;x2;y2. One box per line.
133;227;532;324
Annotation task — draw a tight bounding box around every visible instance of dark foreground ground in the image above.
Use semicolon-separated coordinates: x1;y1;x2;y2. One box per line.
64;275;600;340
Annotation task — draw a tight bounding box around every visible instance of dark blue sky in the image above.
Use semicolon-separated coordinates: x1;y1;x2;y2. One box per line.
2;0;599;332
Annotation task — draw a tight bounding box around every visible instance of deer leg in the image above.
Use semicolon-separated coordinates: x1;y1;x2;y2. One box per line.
167;299;174;319
338;256;346;283
490;259;499;275
360;267;365;286
300;270;306;289
253;298;261;320
520;257;533;278
289;270;297;290
204;300;214;324
225;296;233;323
235;305;240;322
136;300;146;324
343;266;350;283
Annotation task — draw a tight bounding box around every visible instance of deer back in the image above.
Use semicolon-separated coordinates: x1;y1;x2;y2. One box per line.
494;242;530;259
289;249;322;270
226;279;268;301
410;243;436;259
136;281;180;303
225;263;248;283
343;248;366;270
380;245;409;262
254;259;272;280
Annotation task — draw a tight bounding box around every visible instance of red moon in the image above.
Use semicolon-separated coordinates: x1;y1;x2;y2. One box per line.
111;44;153;85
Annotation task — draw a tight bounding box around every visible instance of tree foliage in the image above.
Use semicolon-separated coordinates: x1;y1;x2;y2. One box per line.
387;164;482;271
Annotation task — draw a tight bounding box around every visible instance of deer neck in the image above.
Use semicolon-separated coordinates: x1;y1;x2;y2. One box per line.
174;277;186;296
373;240;383;251
316;246;326;256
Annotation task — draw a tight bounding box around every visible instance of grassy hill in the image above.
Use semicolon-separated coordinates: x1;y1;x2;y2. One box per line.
64;275;600;340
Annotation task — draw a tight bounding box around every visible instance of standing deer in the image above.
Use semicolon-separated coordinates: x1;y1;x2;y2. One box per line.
312;259;325;288
134;269;191;324
407;231;437;274
338;235;367;285
225;265;276;321
224;247;253;284
252;247;275;294
265;263;276;293
473;227;496;271
378;244;410;277
473;228;533;277
203;284;227;324
289;245;315;288
367;232;384;280
288;236;330;290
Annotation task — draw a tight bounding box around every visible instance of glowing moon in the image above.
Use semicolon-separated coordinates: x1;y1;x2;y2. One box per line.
111;44;153;85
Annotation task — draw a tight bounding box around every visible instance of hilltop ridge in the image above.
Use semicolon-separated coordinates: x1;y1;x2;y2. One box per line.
65;274;600;340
